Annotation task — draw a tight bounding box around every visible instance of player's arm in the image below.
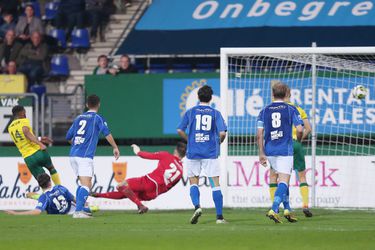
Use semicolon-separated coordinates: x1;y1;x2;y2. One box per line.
177;111;189;141
5;209;42;216
105;134;120;160
217;111;227;144
302;119;312;141
219;131;226;143
295;125;303;142
22;126;46;150
257;127;267;167
292;108;304;142
131;144;161;160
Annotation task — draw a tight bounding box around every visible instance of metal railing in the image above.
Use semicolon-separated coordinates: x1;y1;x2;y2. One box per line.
41;84;84;140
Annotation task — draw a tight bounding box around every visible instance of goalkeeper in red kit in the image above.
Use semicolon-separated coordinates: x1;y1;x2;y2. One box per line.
91;142;186;214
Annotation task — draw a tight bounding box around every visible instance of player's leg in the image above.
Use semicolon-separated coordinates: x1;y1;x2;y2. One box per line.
91;191;126;199
293;141;312;217
186;159;202;224
204;158;225;223
40;150;61;185
269;169;278;204
24;153;46;200
117;178;148;213
71;157;93;218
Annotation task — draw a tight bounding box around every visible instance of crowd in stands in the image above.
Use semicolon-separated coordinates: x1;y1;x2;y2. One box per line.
93;54;137;75
0;0;128;93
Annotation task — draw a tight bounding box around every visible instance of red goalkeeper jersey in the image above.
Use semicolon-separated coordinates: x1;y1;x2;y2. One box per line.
137;151;183;193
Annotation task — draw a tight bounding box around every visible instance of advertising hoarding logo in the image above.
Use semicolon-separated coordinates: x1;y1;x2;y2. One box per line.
17;163;32;185
112;162;127;183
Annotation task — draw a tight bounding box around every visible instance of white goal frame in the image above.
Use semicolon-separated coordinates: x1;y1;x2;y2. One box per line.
220;46;375;207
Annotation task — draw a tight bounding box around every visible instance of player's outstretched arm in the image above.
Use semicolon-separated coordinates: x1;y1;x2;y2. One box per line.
131;144;161;160
22;126;46;150
105;134;120;160
5;209;42;216
257;128;267;167
177;129;188;141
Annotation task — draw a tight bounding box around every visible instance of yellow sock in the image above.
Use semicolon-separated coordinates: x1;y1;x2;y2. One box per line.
269;183;277;203
300;183;309;208
51;173;61;185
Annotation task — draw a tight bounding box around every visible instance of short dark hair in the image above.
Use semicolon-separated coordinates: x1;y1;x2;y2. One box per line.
87;95;100;108
176;141;187;158
12;105;25;117
198;85;213;103
97;54;108;62
272;82;289;99
121;54;130;60
37;173;51;189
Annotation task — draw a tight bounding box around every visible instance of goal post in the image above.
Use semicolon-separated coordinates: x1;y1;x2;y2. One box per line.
220;46;375;208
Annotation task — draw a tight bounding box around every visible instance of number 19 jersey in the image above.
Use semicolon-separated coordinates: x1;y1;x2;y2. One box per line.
66;111;110;159
257;102;303;156
178;105;227;159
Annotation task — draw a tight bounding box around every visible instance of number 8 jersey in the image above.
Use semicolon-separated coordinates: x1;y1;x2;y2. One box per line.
178;104;227;159
66;111;110;159
257;102;303;156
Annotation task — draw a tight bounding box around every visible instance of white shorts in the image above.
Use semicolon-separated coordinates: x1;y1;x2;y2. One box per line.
268;156;293;175
185;158;220;178
70;157;94;177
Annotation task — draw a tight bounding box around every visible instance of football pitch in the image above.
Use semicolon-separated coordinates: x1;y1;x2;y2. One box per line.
1;208;374;250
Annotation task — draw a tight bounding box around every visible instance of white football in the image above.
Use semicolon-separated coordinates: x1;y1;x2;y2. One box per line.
352;85;368;100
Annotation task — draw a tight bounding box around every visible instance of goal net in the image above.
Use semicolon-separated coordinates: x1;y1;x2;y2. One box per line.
220;47;375;208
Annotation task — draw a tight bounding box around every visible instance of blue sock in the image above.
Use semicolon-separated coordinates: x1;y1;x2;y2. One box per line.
83;207;91;213
190;184;200;209
272;182;288;213
212;187;223;219
76;186;90;212
282;186;292;211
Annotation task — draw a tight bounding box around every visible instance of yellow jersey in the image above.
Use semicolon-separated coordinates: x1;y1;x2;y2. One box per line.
288;102;308;140
8;118;40;158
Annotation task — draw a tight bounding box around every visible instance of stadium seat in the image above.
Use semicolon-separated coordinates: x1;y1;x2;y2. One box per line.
30;84;46;102
70;29;90;49
196;63;216;72
135;64;145;74
149;64;168;74
172;64;192;73
50;55;70;77
49;29;67;49
44;1;60;21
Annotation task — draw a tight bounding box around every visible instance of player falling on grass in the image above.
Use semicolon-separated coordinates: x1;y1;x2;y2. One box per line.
66;94;120;219
8;105;61;192
91;142;186;214
257;82;303;223
177;85;227;224
5;173;96;216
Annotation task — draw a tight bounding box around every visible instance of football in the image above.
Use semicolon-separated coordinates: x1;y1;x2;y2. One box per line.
352;85;368;99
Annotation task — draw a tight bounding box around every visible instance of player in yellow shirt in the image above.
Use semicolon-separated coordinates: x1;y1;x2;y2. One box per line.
8;105;61;188
269;87;313;218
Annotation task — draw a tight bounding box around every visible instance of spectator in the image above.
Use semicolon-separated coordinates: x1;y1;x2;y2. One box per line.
93;54;117;75
4;60;20;74
117;54;137;74
0;12;16;39
17;32;49;87
55;0;85;40
0;0;20;20
15;4;44;44
86;0;107;43
0;29;22;66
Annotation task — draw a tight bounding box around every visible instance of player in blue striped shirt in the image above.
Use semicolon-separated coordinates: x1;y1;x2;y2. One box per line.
257;82;303;223
66;95;120;219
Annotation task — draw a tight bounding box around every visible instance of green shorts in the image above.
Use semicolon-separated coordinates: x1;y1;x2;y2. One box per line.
24;150;53;178
293;140;306;172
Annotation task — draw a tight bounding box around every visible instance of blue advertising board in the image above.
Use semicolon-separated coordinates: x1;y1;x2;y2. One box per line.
138;0;375;30
163;77;375;135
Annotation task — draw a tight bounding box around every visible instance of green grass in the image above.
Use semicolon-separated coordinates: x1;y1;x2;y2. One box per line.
1;209;374;250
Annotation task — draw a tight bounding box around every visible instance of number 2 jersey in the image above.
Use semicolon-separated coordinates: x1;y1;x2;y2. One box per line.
136;151;183;194
177;105;227;159
66;111;110;159
8;118;40;158
257;101;303;156
36;185;74;214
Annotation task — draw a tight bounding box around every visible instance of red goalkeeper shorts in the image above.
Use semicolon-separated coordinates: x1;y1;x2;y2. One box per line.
126;176;158;201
